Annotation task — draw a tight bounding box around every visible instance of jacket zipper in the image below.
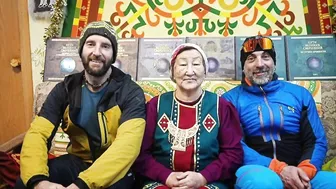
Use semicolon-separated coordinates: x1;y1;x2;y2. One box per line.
98;112;108;145
258;105;267;142
259;86;277;159
278;105;284;140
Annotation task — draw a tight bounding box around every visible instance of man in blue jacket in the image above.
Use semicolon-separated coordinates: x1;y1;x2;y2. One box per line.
223;35;336;189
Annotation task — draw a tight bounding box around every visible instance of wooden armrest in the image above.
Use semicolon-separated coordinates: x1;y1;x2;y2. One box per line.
0;132;26;152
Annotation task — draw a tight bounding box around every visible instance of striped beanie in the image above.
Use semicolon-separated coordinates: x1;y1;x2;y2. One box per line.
78;21;118;63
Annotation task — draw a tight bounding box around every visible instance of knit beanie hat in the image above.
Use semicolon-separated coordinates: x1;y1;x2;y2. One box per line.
240;36;276;69
170;43;208;81
78;21;118;63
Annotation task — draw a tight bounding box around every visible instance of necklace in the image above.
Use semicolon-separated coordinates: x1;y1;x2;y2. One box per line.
83;75;110;89
167;92;203;151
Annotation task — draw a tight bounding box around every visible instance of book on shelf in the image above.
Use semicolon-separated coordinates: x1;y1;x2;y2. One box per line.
43;38;83;81
286;34;336;80
116;38;139;80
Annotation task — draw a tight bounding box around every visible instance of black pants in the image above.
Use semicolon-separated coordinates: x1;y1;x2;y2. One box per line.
14;154;134;189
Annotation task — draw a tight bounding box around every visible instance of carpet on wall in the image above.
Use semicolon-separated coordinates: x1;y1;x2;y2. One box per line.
321;81;336;162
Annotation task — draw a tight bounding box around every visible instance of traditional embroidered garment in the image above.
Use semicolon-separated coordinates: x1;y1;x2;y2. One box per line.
134;91;243;189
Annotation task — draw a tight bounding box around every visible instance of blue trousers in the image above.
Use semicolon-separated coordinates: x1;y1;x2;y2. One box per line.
235;165;336;189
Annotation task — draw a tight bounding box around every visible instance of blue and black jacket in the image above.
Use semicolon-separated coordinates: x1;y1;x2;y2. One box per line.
222;77;327;177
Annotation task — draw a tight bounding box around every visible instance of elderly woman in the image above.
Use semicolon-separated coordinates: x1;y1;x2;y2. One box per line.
134;43;243;189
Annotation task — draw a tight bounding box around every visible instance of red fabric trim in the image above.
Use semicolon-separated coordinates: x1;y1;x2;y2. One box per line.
173;104;196;171
244;77;253;86
0;152;20;187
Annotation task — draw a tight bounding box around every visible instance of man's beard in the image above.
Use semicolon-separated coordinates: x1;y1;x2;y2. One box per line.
246;67;274;85
81;55;113;77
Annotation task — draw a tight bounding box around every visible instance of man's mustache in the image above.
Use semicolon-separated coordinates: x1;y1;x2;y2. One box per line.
254;68;269;73
89;55;104;62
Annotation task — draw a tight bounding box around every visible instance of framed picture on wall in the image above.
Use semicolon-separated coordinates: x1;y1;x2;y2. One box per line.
116;38;139;80
29;0;56;20
286;34;336;80
43;38;83;82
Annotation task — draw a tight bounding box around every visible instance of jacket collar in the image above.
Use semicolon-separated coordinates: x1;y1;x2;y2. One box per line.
63;65;130;109
241;73;282;94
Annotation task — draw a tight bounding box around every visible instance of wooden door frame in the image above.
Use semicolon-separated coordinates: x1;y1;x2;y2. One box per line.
19;0;33;128
0;0;33;152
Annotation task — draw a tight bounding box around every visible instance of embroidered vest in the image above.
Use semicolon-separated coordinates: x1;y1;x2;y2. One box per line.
154;91;220;171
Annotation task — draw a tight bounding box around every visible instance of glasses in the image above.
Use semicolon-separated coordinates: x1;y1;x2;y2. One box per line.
242;36;273;53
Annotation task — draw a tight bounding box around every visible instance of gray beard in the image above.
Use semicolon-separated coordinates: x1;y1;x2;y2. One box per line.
247;69;275;85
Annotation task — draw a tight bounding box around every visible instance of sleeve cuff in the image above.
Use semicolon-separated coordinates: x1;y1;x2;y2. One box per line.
157;169;173;185
26;175;49;189
298;160;317;179
269;159;287;174
74;178;89;189
199;169;212;183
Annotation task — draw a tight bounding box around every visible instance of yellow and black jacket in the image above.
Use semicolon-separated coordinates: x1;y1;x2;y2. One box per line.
20;66;146;188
